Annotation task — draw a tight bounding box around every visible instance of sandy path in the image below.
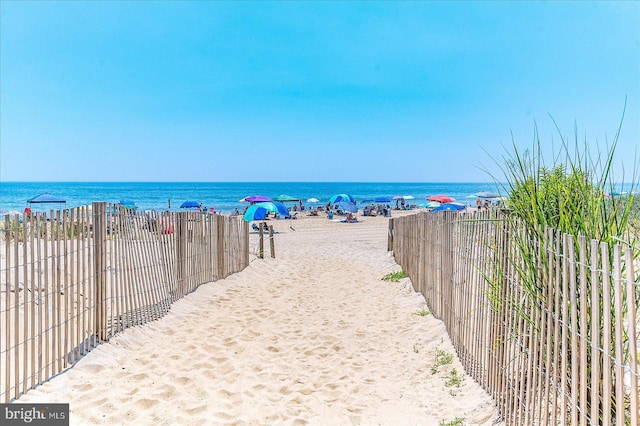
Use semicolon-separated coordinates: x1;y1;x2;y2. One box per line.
17;213;499;425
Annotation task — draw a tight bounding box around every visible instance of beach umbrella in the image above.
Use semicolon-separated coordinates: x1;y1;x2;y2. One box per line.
475;191;499;199
402;195;415;200
338;200;358;213
242;202;290;221
419;201;441;209
361;199;375;203
374;196;391;203
329;194;355;204
180;200;200;209
242;195;273;204
432;202;465;212
427;195;455;203
306;197;320;203
273;194;300;202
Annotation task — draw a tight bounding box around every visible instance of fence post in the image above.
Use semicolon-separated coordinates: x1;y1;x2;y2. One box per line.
243;220;250;267
258;224;264;259
92;202;107;341
388;218;394;251
175;213;187;297
217;215;226;278
269;225;275;258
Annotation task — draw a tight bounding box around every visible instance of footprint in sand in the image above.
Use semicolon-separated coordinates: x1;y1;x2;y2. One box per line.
134;398;159;410
131;373;149;381
173;376;191;386
81;363;105;374
222;338;237;348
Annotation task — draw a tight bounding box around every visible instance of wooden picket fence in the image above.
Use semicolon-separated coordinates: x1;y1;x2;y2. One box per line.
0;202;249;402
390;209;639;425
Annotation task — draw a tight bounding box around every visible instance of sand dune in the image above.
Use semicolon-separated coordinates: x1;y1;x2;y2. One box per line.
17;211;499;425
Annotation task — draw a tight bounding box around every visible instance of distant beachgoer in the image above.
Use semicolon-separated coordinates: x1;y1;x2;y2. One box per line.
476;199;482;210
484;201;490;210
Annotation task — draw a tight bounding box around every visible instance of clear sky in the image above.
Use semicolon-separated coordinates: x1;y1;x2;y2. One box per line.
1;1;638;183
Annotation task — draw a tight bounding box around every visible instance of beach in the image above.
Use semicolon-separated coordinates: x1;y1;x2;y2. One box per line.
15;210;499;425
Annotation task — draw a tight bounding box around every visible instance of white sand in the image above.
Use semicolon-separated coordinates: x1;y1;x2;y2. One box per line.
17;211;500;425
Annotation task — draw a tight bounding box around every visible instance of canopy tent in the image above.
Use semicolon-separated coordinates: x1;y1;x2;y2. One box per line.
27;193;66;205
26;193;66;212
118;199;138;209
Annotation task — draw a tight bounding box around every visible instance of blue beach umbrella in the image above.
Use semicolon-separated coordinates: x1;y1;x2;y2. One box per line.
180;200;200;209
432;202;466;212
329;194;355;204
242;201;290;221
338;200;358;213
374;196;391;203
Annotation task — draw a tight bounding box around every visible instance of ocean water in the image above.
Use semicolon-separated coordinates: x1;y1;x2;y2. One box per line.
0;181;502;214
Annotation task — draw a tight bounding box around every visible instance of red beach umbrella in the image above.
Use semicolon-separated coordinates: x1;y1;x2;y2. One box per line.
427;195;455;203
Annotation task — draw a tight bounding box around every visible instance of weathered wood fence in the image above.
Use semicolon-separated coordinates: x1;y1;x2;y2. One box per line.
1;202;249;402
390;210;639;425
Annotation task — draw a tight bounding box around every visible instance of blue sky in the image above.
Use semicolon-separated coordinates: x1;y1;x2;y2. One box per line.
1;1;638;183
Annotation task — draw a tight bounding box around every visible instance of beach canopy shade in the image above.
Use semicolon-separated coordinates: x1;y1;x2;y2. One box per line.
27;193;66;204
475;191;499;199
392;195;415;200
118;199;138;209
427;195;455;203
338;200;358;213
432;202;465;212
273;194;300;202
180;200;200;208
329;194;355;204
242;201;290;221
306;197;320;203
374;196;391;203
241;195;273;203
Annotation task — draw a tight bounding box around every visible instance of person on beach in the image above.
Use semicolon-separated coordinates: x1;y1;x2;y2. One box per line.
476;199;482;210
